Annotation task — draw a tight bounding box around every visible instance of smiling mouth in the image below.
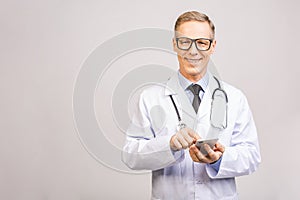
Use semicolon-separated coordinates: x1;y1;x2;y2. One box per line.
184;58;202;64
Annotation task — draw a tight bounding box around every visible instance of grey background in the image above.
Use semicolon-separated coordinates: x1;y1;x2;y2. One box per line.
1;0;300;199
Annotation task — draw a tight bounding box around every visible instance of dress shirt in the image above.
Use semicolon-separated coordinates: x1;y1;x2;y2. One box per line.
177;71;222;171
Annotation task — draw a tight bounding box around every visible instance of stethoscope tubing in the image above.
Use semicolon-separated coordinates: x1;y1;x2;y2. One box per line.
169;76;228;131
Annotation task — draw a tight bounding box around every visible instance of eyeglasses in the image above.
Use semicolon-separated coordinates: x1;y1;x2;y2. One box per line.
176;37;213;51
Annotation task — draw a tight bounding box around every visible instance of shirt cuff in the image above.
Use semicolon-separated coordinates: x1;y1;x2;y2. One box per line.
209;156;222;172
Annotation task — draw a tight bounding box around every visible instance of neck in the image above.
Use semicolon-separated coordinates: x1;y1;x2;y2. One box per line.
179;68;207;83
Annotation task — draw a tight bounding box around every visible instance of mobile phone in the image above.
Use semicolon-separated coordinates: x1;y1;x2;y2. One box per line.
195;138;219;155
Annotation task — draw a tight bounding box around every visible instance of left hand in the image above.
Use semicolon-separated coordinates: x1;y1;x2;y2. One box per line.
189;142;225;164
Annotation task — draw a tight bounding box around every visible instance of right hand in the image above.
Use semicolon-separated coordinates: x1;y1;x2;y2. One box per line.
170;127;200;151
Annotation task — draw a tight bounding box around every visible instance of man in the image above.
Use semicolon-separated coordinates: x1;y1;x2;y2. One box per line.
122;11;261;200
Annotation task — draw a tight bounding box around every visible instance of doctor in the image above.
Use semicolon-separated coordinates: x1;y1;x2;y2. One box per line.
122;11;261;200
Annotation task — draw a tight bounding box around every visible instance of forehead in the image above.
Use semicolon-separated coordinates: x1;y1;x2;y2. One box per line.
176;21;213;39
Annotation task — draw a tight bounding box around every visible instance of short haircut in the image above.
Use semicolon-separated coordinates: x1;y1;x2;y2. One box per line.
174;11;215;38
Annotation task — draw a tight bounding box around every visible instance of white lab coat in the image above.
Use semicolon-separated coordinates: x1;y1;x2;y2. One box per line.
122;72;261;200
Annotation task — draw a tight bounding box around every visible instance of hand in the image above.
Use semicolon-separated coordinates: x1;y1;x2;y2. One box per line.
170;127;200;151
189;142;225;164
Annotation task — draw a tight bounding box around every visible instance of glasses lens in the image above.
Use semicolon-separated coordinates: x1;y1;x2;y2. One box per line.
196;39;211;51
177;38;192;50
177;38;212;51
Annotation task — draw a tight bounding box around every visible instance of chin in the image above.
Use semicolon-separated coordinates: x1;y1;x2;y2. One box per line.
187;65;205;75
179;60;207;78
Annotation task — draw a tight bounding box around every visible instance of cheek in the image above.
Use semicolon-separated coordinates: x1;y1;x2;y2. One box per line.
177;53;187;63
199;50;208;56
200;52;212;59
176;49;188;58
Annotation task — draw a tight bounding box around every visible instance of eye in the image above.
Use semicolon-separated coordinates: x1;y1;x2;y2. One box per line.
179;39;191;44
197;40;209;46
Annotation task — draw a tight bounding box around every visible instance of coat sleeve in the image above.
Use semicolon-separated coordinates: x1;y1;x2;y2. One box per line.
206;92;261;178
122;91;184;171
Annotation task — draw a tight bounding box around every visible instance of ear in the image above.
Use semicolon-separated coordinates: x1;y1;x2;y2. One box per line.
210;39;217;54
172;37;177;52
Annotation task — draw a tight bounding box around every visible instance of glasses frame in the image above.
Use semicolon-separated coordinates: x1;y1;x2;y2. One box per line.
176;37;214;51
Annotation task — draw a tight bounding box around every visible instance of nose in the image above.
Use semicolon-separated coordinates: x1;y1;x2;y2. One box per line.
188;41;199;55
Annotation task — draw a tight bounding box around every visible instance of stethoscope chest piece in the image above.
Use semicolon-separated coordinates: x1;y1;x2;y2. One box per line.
177;121;186;131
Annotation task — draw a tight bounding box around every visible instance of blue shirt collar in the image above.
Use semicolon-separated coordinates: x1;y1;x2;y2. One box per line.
177;71;209;92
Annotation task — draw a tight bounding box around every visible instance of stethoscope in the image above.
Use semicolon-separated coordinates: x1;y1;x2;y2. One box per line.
169;76;228;131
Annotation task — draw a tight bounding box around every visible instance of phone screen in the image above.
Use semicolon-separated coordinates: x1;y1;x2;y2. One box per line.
195;138;218;155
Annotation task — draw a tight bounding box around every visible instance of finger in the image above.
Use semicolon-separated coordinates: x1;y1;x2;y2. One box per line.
170;135;182;151
204;144;218;161
185;127;200;140
215;142;225;153
194;146;209;163
176;133;189;149
180;129;194;145
189;145;199;153
173;138;182;150
204;144;214;154
189;145;200;162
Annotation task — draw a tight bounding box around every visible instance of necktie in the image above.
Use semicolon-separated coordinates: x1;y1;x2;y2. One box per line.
188;84;202;113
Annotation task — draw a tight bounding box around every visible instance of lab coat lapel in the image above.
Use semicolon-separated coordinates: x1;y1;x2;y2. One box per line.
165;74;197;128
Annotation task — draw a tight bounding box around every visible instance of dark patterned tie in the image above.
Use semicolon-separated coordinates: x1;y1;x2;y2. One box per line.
188;84;202;113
